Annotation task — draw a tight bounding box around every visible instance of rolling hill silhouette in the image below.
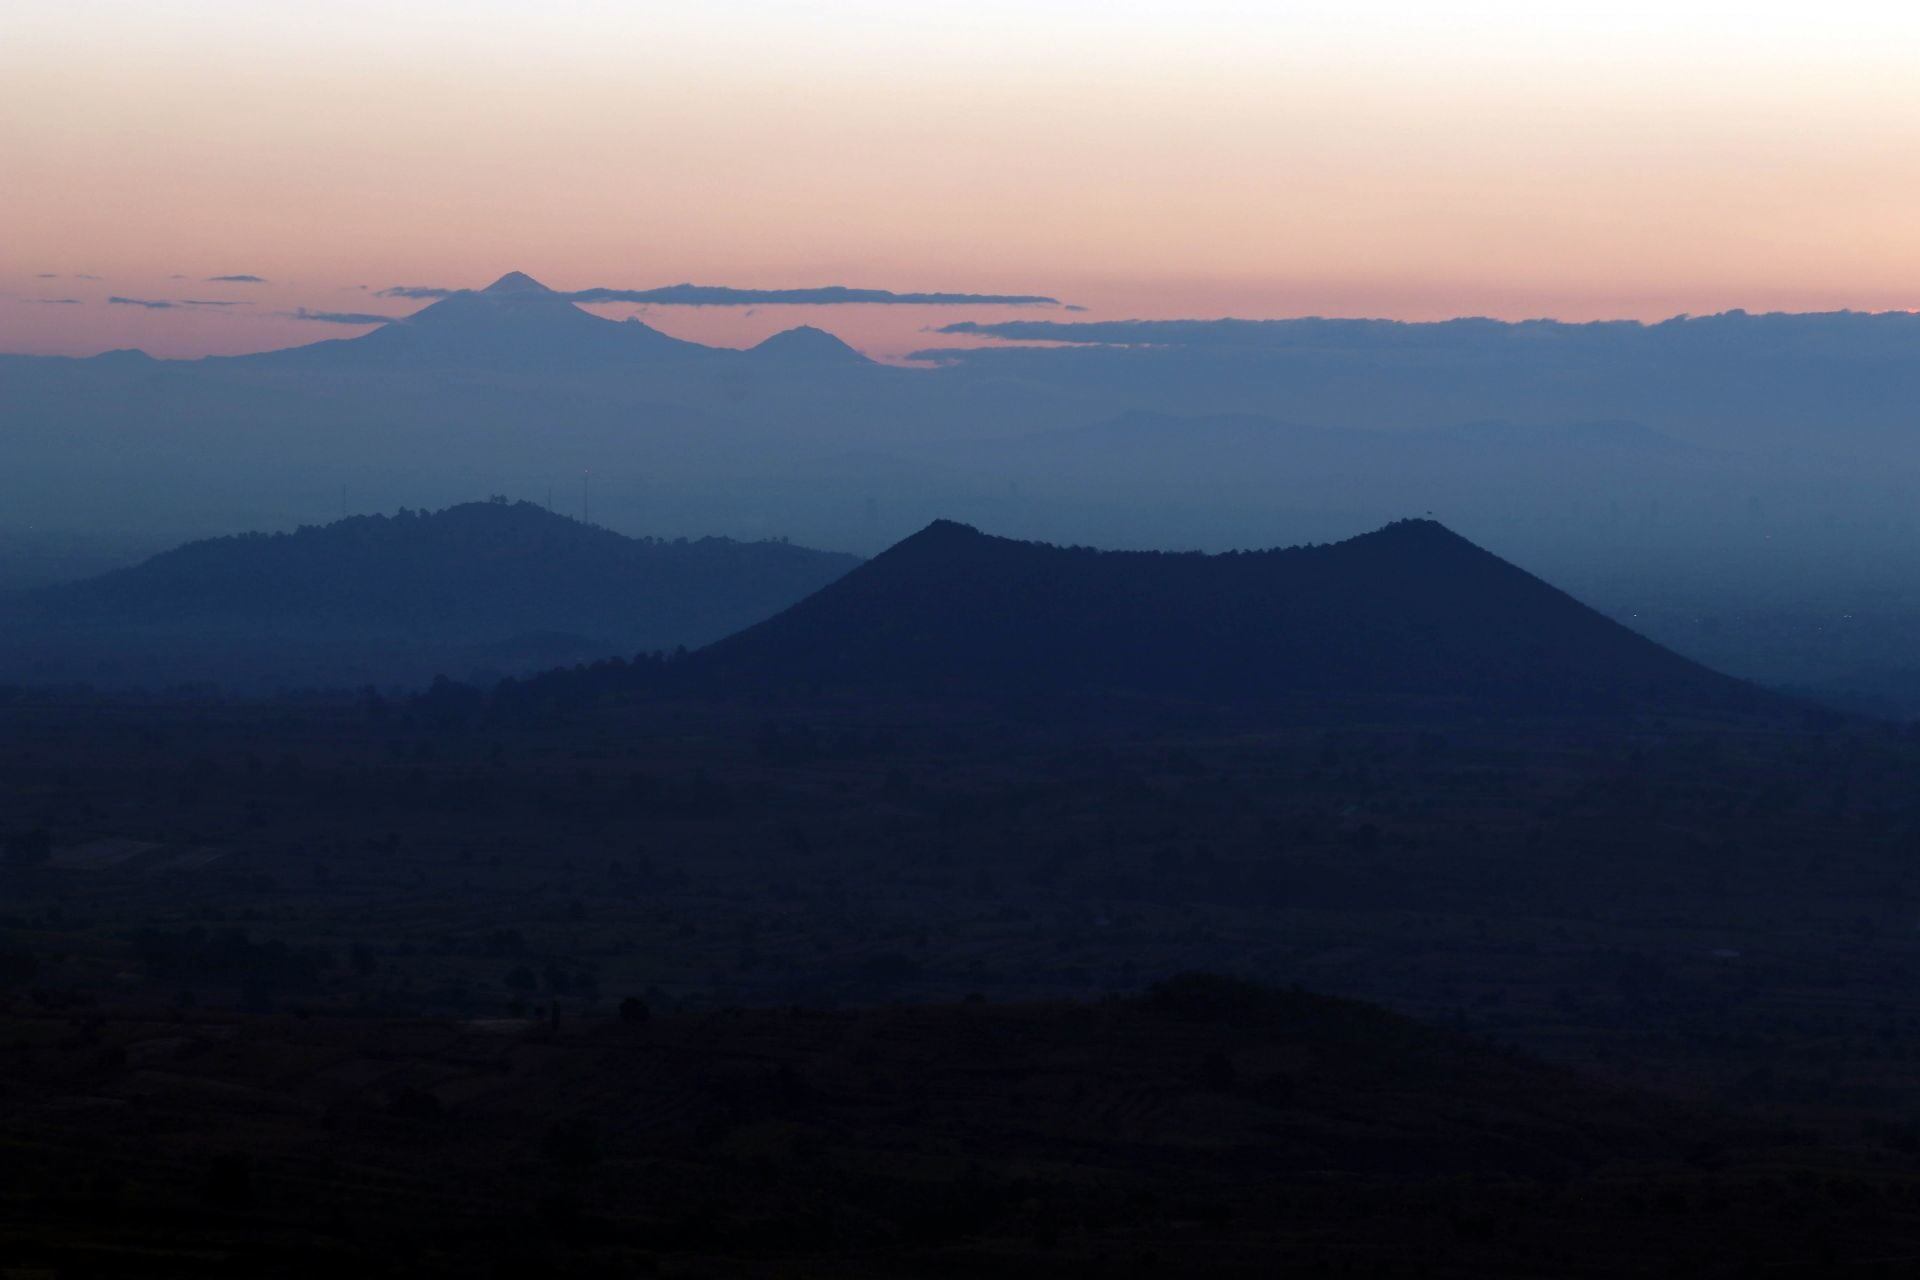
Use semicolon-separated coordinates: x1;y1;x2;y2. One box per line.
681;518;1771;713
5;500;858;690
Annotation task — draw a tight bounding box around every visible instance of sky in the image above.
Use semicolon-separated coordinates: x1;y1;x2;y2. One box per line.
5;1;1920;359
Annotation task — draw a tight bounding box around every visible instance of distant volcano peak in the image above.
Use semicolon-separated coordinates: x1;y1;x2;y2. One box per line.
480;271;554;295
749;324;872;364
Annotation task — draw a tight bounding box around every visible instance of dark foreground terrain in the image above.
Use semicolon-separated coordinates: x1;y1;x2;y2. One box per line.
5;683;1920;1272
3;977;1902;1279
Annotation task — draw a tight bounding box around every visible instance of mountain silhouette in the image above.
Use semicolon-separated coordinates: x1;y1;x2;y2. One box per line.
749;324;872;365
682;519;1771;713
240;272;887;374
478;270;552;295
254;271;714;368
7;501;858;690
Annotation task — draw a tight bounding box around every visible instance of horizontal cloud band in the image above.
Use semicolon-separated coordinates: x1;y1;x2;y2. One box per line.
932;317;1511;347
106;297;249;310
290;308;397;325
571;284;1061;307
934;311;1920;352
377;283;1061;306
907;312;1920;374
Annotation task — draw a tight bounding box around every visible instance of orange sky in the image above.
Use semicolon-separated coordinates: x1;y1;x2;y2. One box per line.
6;2;1920;359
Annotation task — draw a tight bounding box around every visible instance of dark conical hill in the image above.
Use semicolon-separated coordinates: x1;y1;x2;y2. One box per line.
686;518;1772;714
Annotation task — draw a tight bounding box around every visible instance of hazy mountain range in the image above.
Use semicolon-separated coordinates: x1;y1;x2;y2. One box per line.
0;502;1775;721
6;272;1920;710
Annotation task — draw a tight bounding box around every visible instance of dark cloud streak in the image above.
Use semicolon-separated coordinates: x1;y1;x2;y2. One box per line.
933;316;1593;349
919;312;1920;367
377;282;1062;306
376;285;458;300
568;284;1062;307
105;296;253;311
290;308;395;325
